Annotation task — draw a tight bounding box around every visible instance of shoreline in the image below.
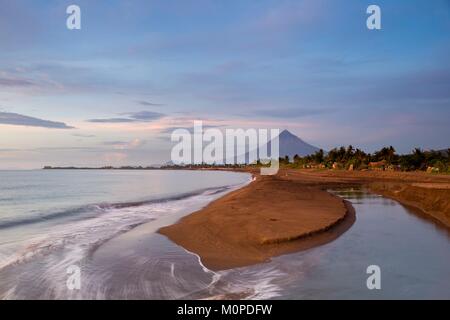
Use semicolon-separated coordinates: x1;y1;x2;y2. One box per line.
368;182;450;228
159;168;450;271
274;169;450;228
158;174;356;271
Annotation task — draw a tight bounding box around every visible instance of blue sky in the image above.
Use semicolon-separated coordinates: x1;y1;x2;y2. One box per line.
0;0;449;168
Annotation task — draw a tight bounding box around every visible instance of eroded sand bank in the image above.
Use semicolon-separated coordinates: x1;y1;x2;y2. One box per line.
159;169;450;271
159;174;355;270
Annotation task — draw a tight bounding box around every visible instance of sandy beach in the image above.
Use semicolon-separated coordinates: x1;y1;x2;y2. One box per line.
159;173;356;270
159;169;450;271
274;169;450;228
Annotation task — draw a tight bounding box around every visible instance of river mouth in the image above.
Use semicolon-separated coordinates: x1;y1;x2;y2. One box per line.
264;188;450;299
193;187;450;300
1;187;449;299
78;188;450;299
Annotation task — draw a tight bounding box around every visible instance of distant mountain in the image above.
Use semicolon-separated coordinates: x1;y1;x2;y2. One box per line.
277;130;321;158
243;129;321;163
170;129;322;164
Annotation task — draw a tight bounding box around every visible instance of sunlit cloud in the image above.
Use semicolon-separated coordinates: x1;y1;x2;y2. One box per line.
0;0;449;169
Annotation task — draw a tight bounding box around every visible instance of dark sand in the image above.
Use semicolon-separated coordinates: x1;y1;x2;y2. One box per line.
275;169;450;227
159;174;355;270
159;169;450;270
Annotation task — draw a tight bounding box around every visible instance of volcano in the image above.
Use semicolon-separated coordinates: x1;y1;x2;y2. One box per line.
276;130;321;158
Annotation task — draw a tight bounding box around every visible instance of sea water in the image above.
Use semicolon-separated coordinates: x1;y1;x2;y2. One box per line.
0;169;251;299
0;172;449;299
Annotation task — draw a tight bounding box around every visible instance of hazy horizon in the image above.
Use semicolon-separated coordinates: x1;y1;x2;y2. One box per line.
1;0;449;169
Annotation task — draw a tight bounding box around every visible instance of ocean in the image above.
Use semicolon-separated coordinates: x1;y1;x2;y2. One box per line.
0;171;449;299
0;169;251;299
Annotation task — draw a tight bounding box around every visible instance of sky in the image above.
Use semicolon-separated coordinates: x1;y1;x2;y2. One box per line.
0;0;449;169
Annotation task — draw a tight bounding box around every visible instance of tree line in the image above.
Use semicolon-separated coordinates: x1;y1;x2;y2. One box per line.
277;146;450;173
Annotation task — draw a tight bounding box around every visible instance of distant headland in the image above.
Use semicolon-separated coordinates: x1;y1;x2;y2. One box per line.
43;166;161;170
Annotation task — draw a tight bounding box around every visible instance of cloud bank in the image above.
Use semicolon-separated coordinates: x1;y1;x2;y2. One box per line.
136;100;165;107
87;111;165;123
0;112;74;129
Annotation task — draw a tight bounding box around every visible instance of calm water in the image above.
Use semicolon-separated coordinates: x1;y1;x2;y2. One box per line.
146;188;449;300
259;189;450;299
0;171;449;299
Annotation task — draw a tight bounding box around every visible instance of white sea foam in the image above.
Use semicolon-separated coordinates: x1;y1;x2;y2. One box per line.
0;183;248;272
0;173;259;299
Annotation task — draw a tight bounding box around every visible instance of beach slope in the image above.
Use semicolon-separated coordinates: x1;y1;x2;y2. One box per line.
159;175;354;270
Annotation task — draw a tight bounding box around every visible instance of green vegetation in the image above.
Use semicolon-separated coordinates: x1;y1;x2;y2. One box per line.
279;147;450;173
45;147;450;174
